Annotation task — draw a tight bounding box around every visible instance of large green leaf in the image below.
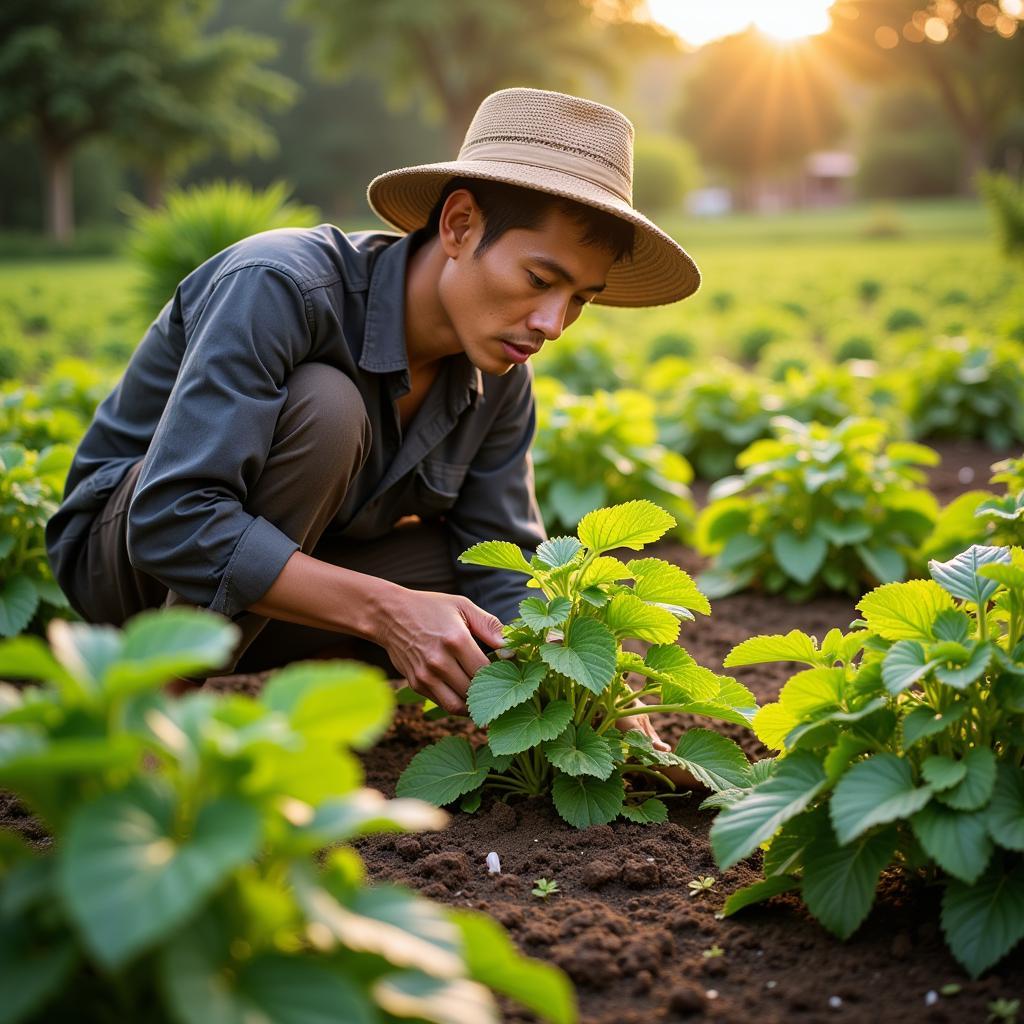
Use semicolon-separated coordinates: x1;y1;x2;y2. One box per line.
577;500;675;555
0;636;80;699
459;541;534;575
296;789;447;849
830;754;933;844
921;755;968;792
772;530;827;585
620;798;668;824
540;618;617;695
911;802;993;884
604;593;679;644
711;751;827;870
928;545;1011;606
941;861;1024;978
488;700;573;756
579;556;631;586
534;536;582;569
762;807;831;876
467;661;546;727
543;723;616;779
881;641;937;695
777;668;845;718
936;748;997;811
673;729;750;792
626;559;710;615
60;784;260;969
518;597;572;632
802;827;896;939
102;610;239;696
724;630;821;668
856;543;905;584
722;875;801;917
551;771;624;828
902;701;967;750
0;924;76;1024
451;910;576;1024
395;737;489;806
933;641;993;690
47;621;122;690
0;576;38;638
373;972;496;1024
987;763;1024;851
856;580;954;641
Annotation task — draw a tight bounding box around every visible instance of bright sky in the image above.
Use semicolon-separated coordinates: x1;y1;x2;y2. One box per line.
645;0;835;45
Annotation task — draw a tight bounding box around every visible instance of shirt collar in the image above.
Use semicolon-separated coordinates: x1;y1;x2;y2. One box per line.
359;230;483;408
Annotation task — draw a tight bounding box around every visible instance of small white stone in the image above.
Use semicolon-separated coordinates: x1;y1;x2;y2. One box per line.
705;990;719;1000
925;991;939;1007
486;852;501;874
957;466;975;484
765;980;777;990
828;996;843;1009
646;856;655;862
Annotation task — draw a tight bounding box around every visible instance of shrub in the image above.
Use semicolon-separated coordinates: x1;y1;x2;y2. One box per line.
978;171;1024;260
835;334;876;362
648;330;697;362
765;364;868;427
696;417;939;600
884;306;925;332
397;501;756;826
532;380;695;539
857;278;883;305
632;135;701;215
126;180;320;317
707;545;1024;979
0;443;74;637
0;610;575;1023
533;330;625;394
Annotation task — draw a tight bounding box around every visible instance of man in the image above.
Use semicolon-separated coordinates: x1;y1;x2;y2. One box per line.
46;87;700;732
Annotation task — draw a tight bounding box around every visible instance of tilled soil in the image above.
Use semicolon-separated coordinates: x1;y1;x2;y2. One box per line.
5;438;1021;1021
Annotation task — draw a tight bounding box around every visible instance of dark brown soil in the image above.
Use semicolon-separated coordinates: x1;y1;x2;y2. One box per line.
5;437;1021;1022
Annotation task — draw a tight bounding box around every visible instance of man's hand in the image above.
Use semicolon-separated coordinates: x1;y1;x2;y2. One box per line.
377;590;505;715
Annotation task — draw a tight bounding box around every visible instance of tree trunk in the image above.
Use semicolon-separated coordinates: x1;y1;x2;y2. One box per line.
43;142;74;245
961;132;987;195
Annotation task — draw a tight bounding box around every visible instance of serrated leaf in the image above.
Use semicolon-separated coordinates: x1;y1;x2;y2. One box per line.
467;661;546;727
604;593;679;644
620;798;668;824
933;609;971;643
459;541;534;575
987;764;1024;851
856;543;905;584
772;530;828;585
933;641;993;689
921;755;968;791
626;559;710;615
396;737;489;806
830;754;933;844
488;700;573;756
928;545;1011;605
802;827;895;940
0;576;38;637
544;723;616;779
534;536;582;568
674;729;751;791
540;618;617;695
551;772;624;828
711;751;827;870
752;703;800;751
577;501;675;555
579;556;630;586
856;580;954;641
881;641;937;695
724;630;821;668
936;748;997;811
518;597;572;632
778;668;845;718
941;861;1024;977
722;876;801;916
978;562;1024;590
911;803;993;885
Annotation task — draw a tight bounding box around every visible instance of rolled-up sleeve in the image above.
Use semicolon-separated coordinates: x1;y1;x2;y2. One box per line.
126;265;311;617
446;367;548;625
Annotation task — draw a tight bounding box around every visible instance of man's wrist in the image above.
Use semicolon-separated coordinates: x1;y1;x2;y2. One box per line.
341;573;403;645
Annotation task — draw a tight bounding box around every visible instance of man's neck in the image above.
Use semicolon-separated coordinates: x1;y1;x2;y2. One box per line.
403;234;462;375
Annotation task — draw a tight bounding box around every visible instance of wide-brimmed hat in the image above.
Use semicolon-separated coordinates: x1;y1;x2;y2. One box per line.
367;87;700;307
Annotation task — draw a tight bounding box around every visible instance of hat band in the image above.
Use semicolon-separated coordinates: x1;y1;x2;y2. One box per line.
458;139;632;205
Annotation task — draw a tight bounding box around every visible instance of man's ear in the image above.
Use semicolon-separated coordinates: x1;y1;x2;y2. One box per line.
438;189;480;258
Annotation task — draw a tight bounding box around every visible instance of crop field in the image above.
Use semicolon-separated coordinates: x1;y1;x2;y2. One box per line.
2;198;1024;1023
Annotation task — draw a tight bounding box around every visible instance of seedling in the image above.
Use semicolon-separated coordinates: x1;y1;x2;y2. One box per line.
702;945;725;959
397;500;758;828
532;878;560;899
987;999;1020;1024
687;875;717;898
707;544;1024;980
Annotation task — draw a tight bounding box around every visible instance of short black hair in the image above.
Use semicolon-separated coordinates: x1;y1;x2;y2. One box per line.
422;176;635;265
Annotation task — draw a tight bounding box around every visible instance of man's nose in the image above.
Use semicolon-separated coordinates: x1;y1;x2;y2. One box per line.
526;298;570;341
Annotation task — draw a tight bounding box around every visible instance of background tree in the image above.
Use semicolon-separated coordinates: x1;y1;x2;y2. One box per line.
822;0;1024;188
292;0;669;152
675;29;847;206
0;0;291;242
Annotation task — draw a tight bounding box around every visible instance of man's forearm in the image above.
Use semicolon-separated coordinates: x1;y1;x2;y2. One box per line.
248;550;401;643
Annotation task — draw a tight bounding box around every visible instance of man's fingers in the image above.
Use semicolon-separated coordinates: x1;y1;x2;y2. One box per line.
427;679;468;716
461;600;506;649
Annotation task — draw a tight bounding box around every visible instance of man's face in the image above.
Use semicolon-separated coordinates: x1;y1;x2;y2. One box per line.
438;201;616;375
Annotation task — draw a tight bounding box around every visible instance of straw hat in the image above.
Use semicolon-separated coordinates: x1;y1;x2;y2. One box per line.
367;87;700;308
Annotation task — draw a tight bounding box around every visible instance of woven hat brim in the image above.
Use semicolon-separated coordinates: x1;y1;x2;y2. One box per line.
367;161;700;308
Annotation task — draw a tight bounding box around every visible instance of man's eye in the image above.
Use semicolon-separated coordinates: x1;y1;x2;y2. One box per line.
527;271;549;289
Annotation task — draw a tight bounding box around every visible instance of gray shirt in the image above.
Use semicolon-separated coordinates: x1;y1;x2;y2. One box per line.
46;225;547;625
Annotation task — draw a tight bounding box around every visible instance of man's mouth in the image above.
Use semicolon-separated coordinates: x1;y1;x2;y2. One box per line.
499;338;540;363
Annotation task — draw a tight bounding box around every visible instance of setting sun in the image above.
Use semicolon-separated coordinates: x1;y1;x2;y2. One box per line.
646;0;834;46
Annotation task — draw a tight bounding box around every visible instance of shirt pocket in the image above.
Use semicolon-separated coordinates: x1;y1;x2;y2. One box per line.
412;456;470;516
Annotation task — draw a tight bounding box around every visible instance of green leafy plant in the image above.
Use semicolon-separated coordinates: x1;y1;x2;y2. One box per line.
687;875;716;897
701;945;725;959
127;180;319;317
988;998;1021;1024
978;170;1024;261
0;442;74;637
397;501;757;827
696;416;939;600
532;380;695;538
0;610;575;1024
532;878;560;899
707;544;1024;978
